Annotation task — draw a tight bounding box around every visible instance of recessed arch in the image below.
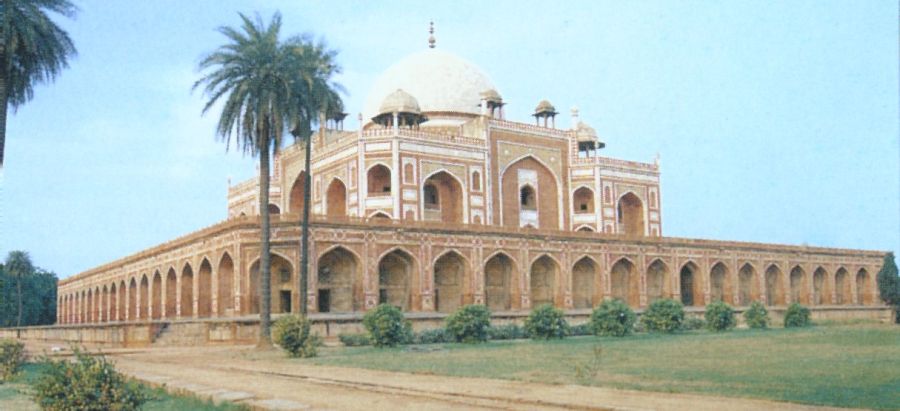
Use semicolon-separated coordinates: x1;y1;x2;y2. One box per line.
617;192;644;236
288;171;308;213
572;256;597;309
610;258;640;307
422;170;464;224
377;248;415;310
709;262;732;303
117;280;126;322
575;225;595;232
789;265;808;305
198;258;213;317
646;259;670;303
367;211;392;221
679;262;701;307
100;285;109;323
573;186;594;214
180;263;194;318
484;252;516;311
530;255;559;307
165;268;177;318
129;277;138;321
218;252;235;316
737;263;759;306
812;267;829;305
856;268;871;305
367;163;392;196
501;155;560;229
434;251;467;313
139;274;150;321
317;246;360;312
765;264;785;306
268;204;281;215
248;253;295;315
325;178;348;218
834;267;849;305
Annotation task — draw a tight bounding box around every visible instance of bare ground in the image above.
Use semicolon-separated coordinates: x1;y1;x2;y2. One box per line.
21;341;867;411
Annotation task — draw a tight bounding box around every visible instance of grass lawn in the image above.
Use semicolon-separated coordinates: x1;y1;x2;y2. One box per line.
311;323;900;410
0;363;246;411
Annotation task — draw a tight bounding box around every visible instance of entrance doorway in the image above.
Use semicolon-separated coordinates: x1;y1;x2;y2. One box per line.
279;290;292;314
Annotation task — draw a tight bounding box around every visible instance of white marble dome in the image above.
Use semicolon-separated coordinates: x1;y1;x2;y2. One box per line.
364;49;496;122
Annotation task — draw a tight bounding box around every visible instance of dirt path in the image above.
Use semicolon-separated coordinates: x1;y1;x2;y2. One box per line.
70;344;859;411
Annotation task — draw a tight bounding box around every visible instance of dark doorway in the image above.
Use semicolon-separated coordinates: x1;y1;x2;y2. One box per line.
680;267;694;306
280;290;292;314
318;289;331;313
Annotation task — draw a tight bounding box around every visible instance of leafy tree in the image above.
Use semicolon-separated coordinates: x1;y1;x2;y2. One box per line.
0;251;57;327
875;252;900;323
5;251;33;327
195;12;294;346
0;0;78;167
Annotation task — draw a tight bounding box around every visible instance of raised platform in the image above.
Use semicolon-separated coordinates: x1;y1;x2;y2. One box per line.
2;305;893;348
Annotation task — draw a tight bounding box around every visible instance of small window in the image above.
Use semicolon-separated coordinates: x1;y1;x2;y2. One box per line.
472;171;481;191
279;268;290;284
520;186;536;210
604;187;611;204
580;203;588;211
382;185;391;193
424;184;439;209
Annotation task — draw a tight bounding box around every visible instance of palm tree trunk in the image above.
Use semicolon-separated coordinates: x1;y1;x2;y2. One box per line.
16;273;22;327
299;133;312;316
0;53;8;168
257;130;273;346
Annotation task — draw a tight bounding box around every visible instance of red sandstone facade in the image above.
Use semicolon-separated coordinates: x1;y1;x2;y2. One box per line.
57;44;886;325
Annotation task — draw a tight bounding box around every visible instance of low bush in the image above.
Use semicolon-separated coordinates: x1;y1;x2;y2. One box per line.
743;301;770;329
32;349;148;410
569;323;593;336
589;299;636;337
784;303;811;328
363;304;413;347
338;333;372;347
414;328;452;344
0;339;26;383
273;315;321;358
487;324;525;340
641;299;685;333
704;301;736;331
524;304;570;340
445;305;492;343
682;317;706;331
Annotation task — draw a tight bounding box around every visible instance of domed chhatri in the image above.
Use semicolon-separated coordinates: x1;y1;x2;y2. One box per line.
363;48;497;123
371;89;427;128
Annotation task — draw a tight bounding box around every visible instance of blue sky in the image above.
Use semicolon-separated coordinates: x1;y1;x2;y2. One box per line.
2;1;897;278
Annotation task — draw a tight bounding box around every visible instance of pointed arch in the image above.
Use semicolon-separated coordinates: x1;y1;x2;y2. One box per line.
709;261;732;303
679;262;701;307
218;252;235;316
139;274;149;320
789;265;808;304
434;250;468;313
367;163;392;196
737;263;759;306
484;252;515;311
317;246;360;312
501;155;560;229
180;263;194;318
326;178;348;218
765;264;785;306
368;211;392;221
812;267;829;305
377;248;415;310
165;268;177;318
198;258;213;317
530;255;559;307
573;186;594;214
118;280;126;321
129;277;138;321
288;171;308;213
248;253;295;315
646;259;670;303
856;268;871;305
422;170;464;224
617;192;645;236
611;258;640;307
572;256;597;309
834;267;849;305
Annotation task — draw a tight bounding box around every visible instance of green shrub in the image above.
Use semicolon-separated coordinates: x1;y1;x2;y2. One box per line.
784;303;811;327
682;317;706;331
32;349;149;410
524;304;570;340
363;304;413;347
445;305;492;343
743;301;770;329
704;301;736;331
273;315;321;358
0;339;26;383
338;333;372;347
487;324;525;340
414;328;452;344
589;299;637;337
569;323;593;336
641;298;685;333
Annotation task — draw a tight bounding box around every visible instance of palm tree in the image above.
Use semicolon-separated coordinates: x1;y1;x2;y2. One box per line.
194;12;293;346
5;250;34;327
0;0;78;168
281;36;344;315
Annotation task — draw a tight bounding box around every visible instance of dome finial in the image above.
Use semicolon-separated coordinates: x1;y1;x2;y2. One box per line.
428;21;436;49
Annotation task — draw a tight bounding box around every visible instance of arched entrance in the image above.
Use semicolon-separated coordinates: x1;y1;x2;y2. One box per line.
434;251;466;313
139;275;149;320
834;268;849;305
367;165;392;196
218;253;235;316
198;259;213;317
611;259;639;307
530;256;558;307
152;272;162;320
572;257;597;309
856;269;871;305
617;193;644;236
326;178;348;218
790;266;807;304
249;255;295;314
484;253;514;311
573;187;594;214
288;171;307;213
378;249;413;310
117;281;126;321
317;247;359;312
422;171;464;223
680;263;701;307
501;156;559;229
128;278;137;321
646;259;669;303
109;284;117;322
710;262;731;303
765;265;785;306
180;264;194;318
812;267;829;305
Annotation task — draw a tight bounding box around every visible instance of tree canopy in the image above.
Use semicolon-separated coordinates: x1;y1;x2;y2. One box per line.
0;251;58;327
